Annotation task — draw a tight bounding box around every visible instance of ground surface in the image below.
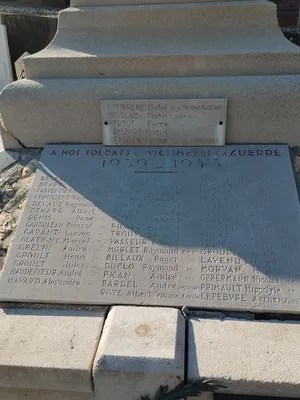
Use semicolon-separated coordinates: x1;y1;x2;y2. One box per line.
0;148;41;270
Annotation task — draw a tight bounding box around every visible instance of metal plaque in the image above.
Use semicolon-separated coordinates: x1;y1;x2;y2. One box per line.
101;99;227;146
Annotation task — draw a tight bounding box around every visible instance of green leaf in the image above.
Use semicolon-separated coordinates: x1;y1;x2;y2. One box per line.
154;385;169;400
139;378;226;400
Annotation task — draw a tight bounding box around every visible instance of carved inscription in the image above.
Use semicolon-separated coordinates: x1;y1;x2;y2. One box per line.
1;144;300;313
101;99;227;146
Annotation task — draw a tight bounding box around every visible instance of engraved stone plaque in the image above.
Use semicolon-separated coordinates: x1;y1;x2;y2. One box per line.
101;99;227;146
1;144;300;313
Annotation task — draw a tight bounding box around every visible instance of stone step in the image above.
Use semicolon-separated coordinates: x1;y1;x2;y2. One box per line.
188;314;300;397
0;305;298;398
23;1;300;79
0;306;106;399
1;73;300;148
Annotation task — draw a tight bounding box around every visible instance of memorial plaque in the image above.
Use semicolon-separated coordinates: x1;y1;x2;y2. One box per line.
1;144;300;313
101;99;227;146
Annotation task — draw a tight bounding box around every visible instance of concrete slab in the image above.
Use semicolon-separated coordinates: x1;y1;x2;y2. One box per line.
0;307;106;392
93;306;185;400
188;316;300;397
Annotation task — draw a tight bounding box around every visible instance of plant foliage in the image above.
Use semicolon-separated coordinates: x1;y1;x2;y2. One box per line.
140;378;227;400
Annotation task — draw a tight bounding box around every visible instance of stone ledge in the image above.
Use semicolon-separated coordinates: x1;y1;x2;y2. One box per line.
2;74;300;148
0;387;94;400
0;307;106;392
188;316;300;397
24;1;300;79
93;306;185;400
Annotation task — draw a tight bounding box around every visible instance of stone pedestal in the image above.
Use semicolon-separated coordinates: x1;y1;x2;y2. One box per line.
1;0;300;147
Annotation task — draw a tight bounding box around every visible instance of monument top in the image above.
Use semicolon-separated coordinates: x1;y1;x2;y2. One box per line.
1;144;300;313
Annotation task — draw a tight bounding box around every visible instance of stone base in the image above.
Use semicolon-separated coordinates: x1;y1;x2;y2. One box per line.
0;306;185;399
0;306;299;398
1;0;300;148
188;313;300;398
1;74;300;148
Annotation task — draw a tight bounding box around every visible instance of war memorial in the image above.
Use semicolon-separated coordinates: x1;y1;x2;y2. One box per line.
0;0;300;399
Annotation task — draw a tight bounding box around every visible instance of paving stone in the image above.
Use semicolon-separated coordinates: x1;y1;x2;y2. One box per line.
93;306;185;400
0;307;106;392
188;316;300;397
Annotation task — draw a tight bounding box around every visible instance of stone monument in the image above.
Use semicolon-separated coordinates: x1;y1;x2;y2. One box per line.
0;1;300;399
1;0;300;147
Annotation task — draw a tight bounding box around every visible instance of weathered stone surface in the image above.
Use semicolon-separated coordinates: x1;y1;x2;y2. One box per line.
188;315;300;397
93;306;185;400
0;387;94;400
1;144;300;313
102;99;226;146
0;307;106;392
0;24;12;92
